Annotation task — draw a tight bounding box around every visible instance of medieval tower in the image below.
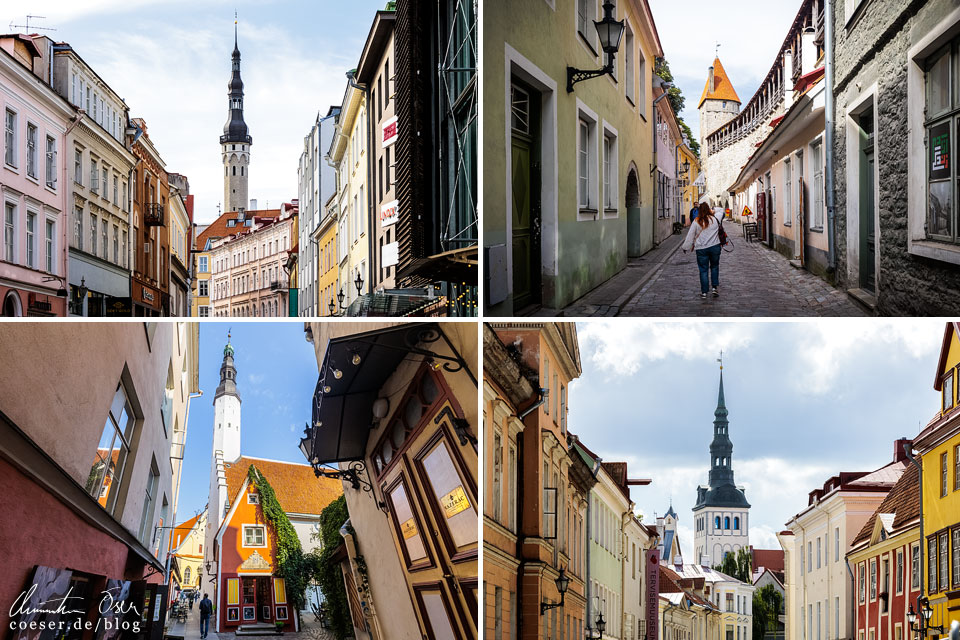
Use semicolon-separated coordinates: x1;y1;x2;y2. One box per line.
221;21;252;214
698;57;741;158
692;363;750;566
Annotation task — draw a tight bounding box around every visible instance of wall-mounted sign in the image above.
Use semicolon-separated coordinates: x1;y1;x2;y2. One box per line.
381;200;398;227
382;241;399;268
400;517;418;539
105;296;132;316
440;485;470;519
646;549;660;640
930;121;950;181
142;288;155;303
382;116;398;148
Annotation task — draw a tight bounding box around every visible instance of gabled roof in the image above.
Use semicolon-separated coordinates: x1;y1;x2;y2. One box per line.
224;456;342;516
850;464;920;548
751;548;785;573
698;57;741;108
195;209;281;250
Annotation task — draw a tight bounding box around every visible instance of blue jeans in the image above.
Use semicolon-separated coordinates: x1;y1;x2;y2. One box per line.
695;244;722;294
200;615;209;637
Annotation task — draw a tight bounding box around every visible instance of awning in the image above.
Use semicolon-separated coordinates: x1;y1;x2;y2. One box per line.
395;245;477;286
344;290;446;317
302;322;449;465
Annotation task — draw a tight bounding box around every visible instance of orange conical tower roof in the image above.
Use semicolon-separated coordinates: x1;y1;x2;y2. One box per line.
698;57;741;108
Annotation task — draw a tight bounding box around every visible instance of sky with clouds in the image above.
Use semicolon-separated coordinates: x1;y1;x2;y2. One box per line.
569;320;945;562
1;0;387;225
175;321;317;521
647;0;802;146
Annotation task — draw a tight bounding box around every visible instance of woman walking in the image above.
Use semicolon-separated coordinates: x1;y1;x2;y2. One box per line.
682;202;723;299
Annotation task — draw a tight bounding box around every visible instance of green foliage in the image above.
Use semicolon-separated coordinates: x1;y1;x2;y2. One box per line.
654;57;685;116
753;584;784;640
247;466;308;614
307;495;353;640
713;548;753;583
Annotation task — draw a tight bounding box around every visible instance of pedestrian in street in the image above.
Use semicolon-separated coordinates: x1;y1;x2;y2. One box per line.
198;593;212;639
682;202;723;299
189;591;194;610
689;204;699;225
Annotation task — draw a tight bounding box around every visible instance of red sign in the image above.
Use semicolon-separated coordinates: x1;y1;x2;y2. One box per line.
382;116;398;147
646;549;660;640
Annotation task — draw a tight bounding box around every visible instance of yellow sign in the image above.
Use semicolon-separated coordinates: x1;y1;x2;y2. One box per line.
400;517;418;539
440;485;471;519
742;206;753;217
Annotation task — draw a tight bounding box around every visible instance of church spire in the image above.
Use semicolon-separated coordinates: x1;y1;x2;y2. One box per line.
221;14;252;146
215;330;241;403
708;362;733;489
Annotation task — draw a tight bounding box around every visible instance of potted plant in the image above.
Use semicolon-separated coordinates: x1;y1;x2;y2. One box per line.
274;620;284;634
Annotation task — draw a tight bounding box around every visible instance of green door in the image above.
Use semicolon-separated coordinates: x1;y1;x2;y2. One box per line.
859;108;876;293
510;81;540;310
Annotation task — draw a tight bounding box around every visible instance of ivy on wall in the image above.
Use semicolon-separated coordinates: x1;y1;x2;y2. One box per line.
247;465;308;613
306;494;353;640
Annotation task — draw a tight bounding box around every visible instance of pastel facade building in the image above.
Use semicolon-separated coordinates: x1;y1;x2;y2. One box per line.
0;34;71;316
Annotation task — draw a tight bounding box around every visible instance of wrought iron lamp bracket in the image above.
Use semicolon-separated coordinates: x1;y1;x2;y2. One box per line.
313;461;389;514
567;63;614;93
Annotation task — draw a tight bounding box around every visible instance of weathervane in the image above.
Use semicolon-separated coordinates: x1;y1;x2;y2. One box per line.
715;41;721;57
717;349;723;370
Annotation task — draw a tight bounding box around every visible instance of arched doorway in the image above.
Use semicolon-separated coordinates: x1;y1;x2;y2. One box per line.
2;291;22;316
626;165;652;257
625;168;639;208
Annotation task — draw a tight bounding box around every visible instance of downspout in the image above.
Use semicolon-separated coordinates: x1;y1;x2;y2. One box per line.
346;70;374;300
824;0;837;273
902;442;923;605
60;108;83;313
652;82;672;245
845;559;856;640
585;450;602;637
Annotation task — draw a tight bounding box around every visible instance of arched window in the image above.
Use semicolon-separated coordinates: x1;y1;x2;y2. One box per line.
715;516;721;530
184;567;191;583
724;516;730;529
734;517;740;530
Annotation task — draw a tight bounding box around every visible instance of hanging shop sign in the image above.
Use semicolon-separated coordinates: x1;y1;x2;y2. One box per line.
382;116;398;147
381;200;398;227
646;549;660;640
382;241;399;268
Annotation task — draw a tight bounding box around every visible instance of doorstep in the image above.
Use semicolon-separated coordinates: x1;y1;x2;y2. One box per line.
847;288;878;313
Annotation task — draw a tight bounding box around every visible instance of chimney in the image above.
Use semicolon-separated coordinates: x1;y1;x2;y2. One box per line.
249;198;258;211
783;49;794;109
708;65;715;93
801;27;816;76
895;438;912;464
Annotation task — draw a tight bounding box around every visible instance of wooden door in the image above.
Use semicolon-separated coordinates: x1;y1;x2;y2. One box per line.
241;578;257;623
257;577;271;622
510;80;541;311
372;365;478;640
859;108;876;293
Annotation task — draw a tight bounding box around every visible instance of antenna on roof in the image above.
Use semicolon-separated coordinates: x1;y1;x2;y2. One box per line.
9;15;57;33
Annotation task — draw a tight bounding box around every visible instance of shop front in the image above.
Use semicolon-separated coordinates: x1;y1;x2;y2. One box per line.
132;277;163;316
0;284;66;317
68;252;131;316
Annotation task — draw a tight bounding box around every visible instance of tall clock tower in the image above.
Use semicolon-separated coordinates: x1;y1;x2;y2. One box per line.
221;21;252;213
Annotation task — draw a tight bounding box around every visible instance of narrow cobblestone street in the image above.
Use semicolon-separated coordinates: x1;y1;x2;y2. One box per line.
621;225;866;316
557;224;867;316
166;603;336;640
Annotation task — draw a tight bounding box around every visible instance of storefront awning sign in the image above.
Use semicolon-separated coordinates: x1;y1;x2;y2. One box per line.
382;116;397;148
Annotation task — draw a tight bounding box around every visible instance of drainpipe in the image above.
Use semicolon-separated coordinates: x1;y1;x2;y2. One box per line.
585;449;602;637
824;0;837;273
60;109;83;314
514;387;545;639
845;559;856;640
902;442;923;602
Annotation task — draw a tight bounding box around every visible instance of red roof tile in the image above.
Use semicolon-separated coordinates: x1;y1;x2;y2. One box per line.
699;57;741;108
224;456;343;516
195;209;281;251
851;465;920;547
751;548;784;572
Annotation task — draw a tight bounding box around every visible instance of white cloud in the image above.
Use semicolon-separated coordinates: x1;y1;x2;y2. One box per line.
577;321;754;377
248;373;264;385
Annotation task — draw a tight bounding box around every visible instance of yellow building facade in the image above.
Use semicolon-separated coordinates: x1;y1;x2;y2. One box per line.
314;194;339;316
191;244;212;317
916;321;960;634
679;145;701;221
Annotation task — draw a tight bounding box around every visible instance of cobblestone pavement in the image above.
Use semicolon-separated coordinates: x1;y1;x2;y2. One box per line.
620;226;866;316
167;603;336;640
547;234;685;317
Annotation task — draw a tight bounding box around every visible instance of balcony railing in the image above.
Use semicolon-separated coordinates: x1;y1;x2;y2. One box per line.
144;202;165;227
270;278;289;291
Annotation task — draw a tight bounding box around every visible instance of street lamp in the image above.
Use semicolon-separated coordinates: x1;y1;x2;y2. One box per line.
566;1;625;92
908;596;944;640
683;159;691;175
540;568;569;615
354;271;364;296
328;298;336;316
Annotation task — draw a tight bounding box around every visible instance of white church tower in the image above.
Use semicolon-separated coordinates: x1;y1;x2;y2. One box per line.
692;362;750;566
205;332;242;583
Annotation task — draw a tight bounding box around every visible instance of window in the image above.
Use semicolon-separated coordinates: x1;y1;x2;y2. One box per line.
199;280;209;297
101;219;108;260
247;491;259;504
113;175;118;205
26;123;37;177
940;532;949;592
578;114;598;214
243;525;266;547
809;541;813;570
952;528;960;588
859;562;865;603
45;219;54;273
624;24;635;103
199;306;210;317
812;140;824;229
74;207;83;250
912;543;921;590
26;212;35;268
896;549;904;594
929;536;938;593
492;430;503;523
560;385;566;433
943;451;950;497
603;131;618;214
45;136;56;189
734;516;740;530
88;383;133;514
956;444;960;491
870;559;877;600
121;230;127;268
944;371;955;412
836;527;841;562
836;597;840;638
75;148;82;184
4;109;17;167
113;225;119;264
137;458;159;546
91;159;99;194
4;202;15;263
576;0;592;47
925;43;957;242
89;214;97;255
817;537;822;569
725;516;730;529
785;158;792;225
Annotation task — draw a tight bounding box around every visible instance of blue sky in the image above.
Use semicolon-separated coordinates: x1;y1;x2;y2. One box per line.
1;0;388;224
175;321;317;522
569;320;944;560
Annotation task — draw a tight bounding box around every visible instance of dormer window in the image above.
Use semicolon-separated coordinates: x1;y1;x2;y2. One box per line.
943;370;954;412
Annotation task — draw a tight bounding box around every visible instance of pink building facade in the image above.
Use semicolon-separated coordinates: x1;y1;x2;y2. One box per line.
0;35;72;316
